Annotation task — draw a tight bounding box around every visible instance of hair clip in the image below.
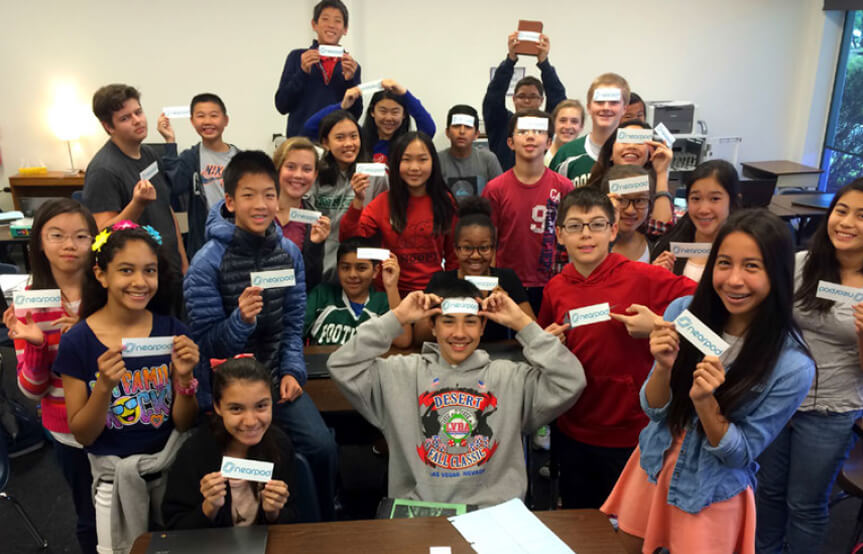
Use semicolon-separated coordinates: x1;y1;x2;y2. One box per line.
210;353;256;370
112;220;139;231
141;225;162;245
91;229;111;253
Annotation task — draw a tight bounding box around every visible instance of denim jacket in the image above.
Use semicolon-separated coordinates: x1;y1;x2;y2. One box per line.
637;296;814;514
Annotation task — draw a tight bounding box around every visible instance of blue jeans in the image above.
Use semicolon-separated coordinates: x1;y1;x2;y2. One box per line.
272;391;338;521
755;409;862;553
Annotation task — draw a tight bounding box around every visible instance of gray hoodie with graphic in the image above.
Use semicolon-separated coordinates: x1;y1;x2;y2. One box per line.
327;311;586;507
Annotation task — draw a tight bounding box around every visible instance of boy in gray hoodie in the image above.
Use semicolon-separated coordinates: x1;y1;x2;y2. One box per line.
327;279;585;507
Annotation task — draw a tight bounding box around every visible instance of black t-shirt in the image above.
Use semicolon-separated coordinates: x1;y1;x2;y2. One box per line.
425;267;529;341
83;140;181;272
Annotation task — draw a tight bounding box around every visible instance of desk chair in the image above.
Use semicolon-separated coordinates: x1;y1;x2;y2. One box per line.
0;430;48;548
834;422;863;552
293;452;321;523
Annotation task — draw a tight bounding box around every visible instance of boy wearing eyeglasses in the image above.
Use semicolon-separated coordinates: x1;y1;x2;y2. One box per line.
482;110;572;314
538;187;695;510
482;31;566;171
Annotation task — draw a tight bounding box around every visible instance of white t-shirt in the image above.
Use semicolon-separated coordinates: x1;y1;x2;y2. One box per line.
199;144;239;208
682;259;705;283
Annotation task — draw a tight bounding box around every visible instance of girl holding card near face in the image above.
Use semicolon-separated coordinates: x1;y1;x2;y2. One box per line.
599;165;656;264
56;223;199;554
163;357;296;529
755;180;863;553
601;209;814;554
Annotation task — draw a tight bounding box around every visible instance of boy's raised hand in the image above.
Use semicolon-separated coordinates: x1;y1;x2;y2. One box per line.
157;113;175;143
480;292;532;332
652;250;676;272
647;140;673;174
392;291;442;325
171;335;200;380
310;215;331;244
611;304;662;338
536;34;551;63
132;179;157;208
342;52;358;80
301;48;321;74
4;308;45;346
507;31;519;61
649;321;679;372
381;79;407;95
341;87;362;110
238;286;264;325
381;253;400;291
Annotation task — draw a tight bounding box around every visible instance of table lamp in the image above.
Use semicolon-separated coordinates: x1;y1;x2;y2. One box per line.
48;84;87;175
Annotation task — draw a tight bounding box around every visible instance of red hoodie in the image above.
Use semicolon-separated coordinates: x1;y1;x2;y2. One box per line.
538;253;696;448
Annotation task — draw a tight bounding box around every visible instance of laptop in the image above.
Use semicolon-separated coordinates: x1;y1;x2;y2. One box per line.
145;526;268;554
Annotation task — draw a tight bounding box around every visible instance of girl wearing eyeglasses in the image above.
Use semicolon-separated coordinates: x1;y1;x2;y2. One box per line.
600;165;656;264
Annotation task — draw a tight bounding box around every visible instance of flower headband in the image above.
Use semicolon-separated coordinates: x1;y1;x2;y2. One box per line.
91;220;163;255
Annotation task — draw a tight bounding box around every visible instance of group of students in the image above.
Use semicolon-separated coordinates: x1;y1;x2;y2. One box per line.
5;1;862;553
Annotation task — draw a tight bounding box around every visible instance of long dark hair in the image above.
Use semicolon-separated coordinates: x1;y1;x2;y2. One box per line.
666;209;811;434
80;227;177;318
210;357;282;465
587;119;653;188
387;132;456;234
795;179;863;313
362;90;410;147
317;109;370;186
30;199;99;290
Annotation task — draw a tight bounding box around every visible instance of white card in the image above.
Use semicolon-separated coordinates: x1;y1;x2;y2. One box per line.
162;105;190;119
517;116;548;132
121;337;174;358
288;207;322;225
593;87;622;102
318;44;344;57
616;128;653;144
429;548;452;554
12;289;61;312
221;456;274;483
356;247;391;261
517;30;541;42
250;269;296;289
139;161;159;182
451;114;476;128
609;175;650;195
654;122;675;147
357;79;384;94
567;302;611;328
465;275;499;291
669;242;713;258
441;297;479;315
816;280;863;304
355;162;387;176
673;309;729;357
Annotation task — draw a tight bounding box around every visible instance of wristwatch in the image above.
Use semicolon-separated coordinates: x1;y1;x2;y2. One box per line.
174;377;199;396
654;191;674;202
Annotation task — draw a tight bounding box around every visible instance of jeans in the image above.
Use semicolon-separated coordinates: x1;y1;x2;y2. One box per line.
272;391;338;521
53;439;97;554
755;409;862;553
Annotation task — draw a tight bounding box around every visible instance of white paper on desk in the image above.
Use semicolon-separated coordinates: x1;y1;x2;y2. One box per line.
448;498;574;554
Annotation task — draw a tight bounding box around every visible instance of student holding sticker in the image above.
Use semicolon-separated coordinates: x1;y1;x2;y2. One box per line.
602;209;814;554
652;160;742;280
538;187;695;510
551;73;630;188
184;151;338;520
756;181;863;553
326;282;586;507
163;357;297;528
438;105;503;198
56;223;200;554
275;0;362;138
483;30;566;171
546;99;585;166
273;137;331;292
339;132;458;295
599;165;656;263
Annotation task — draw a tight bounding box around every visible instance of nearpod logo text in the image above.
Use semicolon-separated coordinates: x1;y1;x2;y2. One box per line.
220;456;274;483
221;460;269;477
13;290;62;309
816;280;863;304
568;303;610;327
676;316;724;356
250;269;295;289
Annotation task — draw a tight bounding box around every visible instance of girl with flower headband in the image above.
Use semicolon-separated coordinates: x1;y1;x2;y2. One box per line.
56;220;201;554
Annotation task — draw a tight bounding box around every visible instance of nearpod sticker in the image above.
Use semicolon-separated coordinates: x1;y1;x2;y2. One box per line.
616;128;653;144
816;280;863;304
250;269;296;289
318;44;344;57
441;298;479;315
357;79;384;94
221;456;274;483
593;88;622;102
669;242;713;258
673;309;729;357
566;302;611;328
609;175;650;195
355;163;387;177
288;208;322;225
464;275;498;291
139;161;159;182
517;117;548;132
451;114;476;128
122;337;174;358
356;247;391;261
13;289;61;312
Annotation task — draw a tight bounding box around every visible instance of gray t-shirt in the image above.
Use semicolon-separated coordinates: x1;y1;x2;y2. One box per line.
438;147;503;198
199;144;238;208
793;250;863;412
82;140;181;272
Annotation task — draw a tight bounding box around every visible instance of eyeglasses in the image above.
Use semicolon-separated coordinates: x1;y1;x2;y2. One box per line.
618;198;649;210
560;220;610;234
45;231;93;247
514;94;542;101
456;244;493;255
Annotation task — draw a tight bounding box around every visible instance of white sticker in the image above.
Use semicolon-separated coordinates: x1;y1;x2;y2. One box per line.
12;289;62;313
609;175;650;195
250;269;296;289
593;88;622;102
356;247;391;261
616;128;653;144
288;208;322;225
517;117;548;132
654;122;675;147
139;161;158;182
121;336;174;358
318;44;344;57
464;275;499;291
162;105;190;119
567;302;611;328
517;30;541;42
451;114;476;128
669;242;713;258
429;548;452;554
816;280;863;304
357;79;384;94
441;297;479;315
221;456;274;483
355;163;387;177
673;309;729;357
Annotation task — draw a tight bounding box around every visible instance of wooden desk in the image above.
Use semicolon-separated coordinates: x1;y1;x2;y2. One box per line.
741;160;823;190
131;509;625;553
7;171;85;210
767;193;833;220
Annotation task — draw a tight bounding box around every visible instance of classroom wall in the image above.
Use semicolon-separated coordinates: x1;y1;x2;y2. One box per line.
0;0;843;211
